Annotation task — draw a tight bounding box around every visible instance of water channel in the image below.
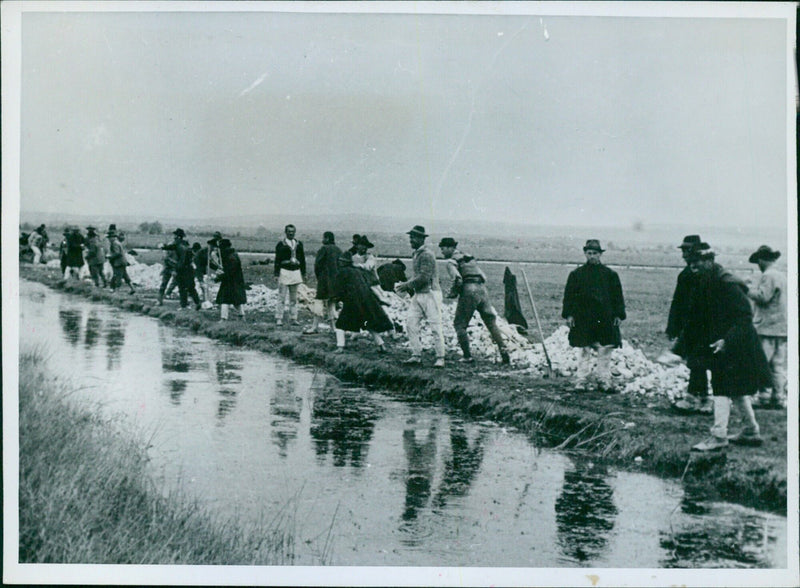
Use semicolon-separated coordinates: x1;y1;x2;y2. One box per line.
18;280;787;568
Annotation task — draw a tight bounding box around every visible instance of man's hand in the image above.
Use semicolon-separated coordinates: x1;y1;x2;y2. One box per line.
565;316;575;328
710;339;725;354
394;281;407;294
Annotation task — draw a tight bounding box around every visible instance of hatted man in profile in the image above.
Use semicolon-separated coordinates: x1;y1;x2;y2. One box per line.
562;239;626;392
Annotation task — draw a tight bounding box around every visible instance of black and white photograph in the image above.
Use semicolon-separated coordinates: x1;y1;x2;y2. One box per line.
2;2;798;586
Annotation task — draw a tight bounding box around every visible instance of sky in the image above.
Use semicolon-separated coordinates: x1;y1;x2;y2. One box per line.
10;3;795;229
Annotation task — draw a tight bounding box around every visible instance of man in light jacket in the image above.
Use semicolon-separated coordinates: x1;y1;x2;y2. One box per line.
394;225;445;368
84;226;107;287
746;245;787;409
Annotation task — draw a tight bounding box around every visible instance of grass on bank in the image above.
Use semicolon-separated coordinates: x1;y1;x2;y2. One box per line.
18;346;297;565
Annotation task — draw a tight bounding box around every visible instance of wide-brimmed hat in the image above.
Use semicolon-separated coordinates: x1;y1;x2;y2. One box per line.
86;225;97;232
357;235;374;249
173;228;186;238
438;237;458;248
406;225;428;237
678;235;702;249
583;239;605;253
686;242;714;262
748;245;781;263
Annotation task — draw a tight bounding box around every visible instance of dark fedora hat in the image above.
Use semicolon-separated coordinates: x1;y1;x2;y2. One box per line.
686;241;714;262
748;245;781;263
108;224;117;232
678;235;702;249
357;235;375;249
438;237;458;248
173;228;186;238
406;225;428;237
583;239;605;252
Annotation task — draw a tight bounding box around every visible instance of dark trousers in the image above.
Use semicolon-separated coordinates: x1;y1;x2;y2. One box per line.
177;272;200;308
111;266;133;290
158;270;177;302
687;367;709;397
89;263;107;287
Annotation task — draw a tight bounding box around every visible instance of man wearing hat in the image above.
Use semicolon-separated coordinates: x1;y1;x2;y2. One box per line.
678;244;771;451
274;224;306;326
561;239;626;392
667;235;712;414
27;224;47;264
63;227;86;280
746;245;787;409
85;226;107;288
107;229;136;294
439;237;510;364
162;228;201;310
394;225;445;368
194;236;222;309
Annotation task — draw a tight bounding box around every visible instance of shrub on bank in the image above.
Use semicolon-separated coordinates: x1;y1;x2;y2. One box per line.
18;347;296;564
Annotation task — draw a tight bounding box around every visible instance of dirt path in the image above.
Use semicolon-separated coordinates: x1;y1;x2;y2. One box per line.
18;263;788;514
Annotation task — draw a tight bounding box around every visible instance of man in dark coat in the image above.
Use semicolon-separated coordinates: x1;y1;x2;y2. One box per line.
503;267;528;332
107;230;135;294
84;226;107;287
333;252;392;353
377;259;408;292
562;239;626;392
679;244;771;452
304;231;341;334
667;235;711;414
162;228;201;310
215;239;246;320
274;224;306;326
63;227;85;280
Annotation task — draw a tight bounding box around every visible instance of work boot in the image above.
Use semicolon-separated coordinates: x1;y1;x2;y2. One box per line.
403;356;422;365
727;431;764;447
691;436;728;452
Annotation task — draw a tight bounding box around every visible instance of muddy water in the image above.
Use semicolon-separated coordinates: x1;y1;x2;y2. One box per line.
19;280;787;568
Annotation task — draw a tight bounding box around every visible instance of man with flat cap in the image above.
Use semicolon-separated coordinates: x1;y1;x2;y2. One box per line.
439;237;510;365
85;226;107;288
667;235;712;414
562;239;626;392
746;245;787;409
394;225;445;368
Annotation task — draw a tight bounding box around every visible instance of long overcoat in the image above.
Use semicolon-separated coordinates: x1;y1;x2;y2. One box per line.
334;265;393;333
562;263;626;348
314;243;342;300
64;232;85;268
215;247;247;305
85;235;106;266
666;266;697;339
676;264;771;397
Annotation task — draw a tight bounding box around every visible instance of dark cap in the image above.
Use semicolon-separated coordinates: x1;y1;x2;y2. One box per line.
583;239;605;253
678;235;702;249
406;225;428;238
357;235;374;249
438;237;458;248
748;245;781;264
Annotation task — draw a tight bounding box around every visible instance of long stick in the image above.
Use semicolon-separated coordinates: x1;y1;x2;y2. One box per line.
521;268;553;375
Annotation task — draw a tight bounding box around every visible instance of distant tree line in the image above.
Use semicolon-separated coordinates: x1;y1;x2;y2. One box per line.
138;221;163;234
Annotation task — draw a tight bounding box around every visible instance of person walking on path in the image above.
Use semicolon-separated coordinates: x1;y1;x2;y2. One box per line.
304;231;341;334
677;244;771;452
84;226;107;287
667;235;712;415
394;225;445;368
107;229;136;294
332;252;392;353
439;237;510;365
746;245;787;410
163;228;201;311
274;224;306;326
215;239;246;321
63;227;86;280
561;239;626;392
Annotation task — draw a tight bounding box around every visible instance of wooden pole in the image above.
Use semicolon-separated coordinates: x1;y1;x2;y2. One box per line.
521;268;553;376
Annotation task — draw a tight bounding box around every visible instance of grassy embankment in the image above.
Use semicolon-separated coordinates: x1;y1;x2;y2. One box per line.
19;258;787;515
18;347;298;564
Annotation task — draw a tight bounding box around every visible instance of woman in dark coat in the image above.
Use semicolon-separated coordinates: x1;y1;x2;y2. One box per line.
678;245;771;452
215;239;246;320
64;228;86;279
333;252;392;353
304;231;341;334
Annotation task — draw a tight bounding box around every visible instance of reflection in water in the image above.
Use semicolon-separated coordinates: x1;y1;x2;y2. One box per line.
104;318;126;371
216;358;243;385
270;366;302;458
214;355;242;423
84;311;102;349
161;340;193;373
659;496;781;568
217;389;237;421
310;380;381;468
400;414;439;544
166;379;188;405
58;308;82;346
432;424;487;511
555;459;618;564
